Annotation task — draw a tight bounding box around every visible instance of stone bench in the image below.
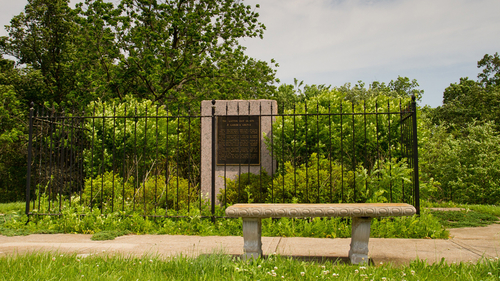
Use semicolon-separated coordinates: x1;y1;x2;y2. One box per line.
225;203;416;264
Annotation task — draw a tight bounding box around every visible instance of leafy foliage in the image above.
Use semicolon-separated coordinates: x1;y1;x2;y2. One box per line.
83;96;193;177
421;121;500;204
432;52;500;131
0;57;44;202
218;154;414;205
1;200;448;239
217;170;272;205
0;0;78;105
80;172;199;214
267;88;412;173
1;0;279;107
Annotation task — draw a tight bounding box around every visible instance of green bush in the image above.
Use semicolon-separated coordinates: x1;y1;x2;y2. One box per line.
270;154;355;203
79;171;199;213
266;89;410;171
421;121;500;204
83;95;200;183
218;153;415;205
217;170;272;205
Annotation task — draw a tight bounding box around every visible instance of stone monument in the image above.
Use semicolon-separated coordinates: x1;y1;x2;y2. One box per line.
200;100;277;202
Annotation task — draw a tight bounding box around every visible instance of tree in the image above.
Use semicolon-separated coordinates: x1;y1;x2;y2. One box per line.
478;52;500;87
335;76;423;103
432;53;500;130
76;0;278;104
2;0;279;108
0;56;42;202
0;0;77;106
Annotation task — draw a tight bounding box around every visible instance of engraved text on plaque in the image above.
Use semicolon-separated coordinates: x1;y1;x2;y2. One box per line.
217;116;260;165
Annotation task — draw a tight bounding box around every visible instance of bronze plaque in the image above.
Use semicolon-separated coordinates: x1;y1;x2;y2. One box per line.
217;116;260;165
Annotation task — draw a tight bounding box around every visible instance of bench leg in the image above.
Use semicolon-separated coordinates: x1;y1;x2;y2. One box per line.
349;217;371;264
242;218;262;260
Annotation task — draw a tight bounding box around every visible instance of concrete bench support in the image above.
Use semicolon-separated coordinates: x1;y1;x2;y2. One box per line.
226;203;416;264
243;218;262;259
349;217;372;264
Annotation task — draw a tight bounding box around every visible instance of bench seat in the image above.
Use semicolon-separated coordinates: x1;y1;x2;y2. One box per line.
225;203;417;264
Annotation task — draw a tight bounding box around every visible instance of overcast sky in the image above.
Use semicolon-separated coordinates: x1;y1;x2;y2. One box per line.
2;0;499;107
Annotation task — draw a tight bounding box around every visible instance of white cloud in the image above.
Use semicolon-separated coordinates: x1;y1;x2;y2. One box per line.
241;0;500;106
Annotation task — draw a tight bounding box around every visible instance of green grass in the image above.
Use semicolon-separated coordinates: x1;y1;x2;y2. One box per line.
0;252;498;280
0;201;23;214
429;210;498;228
422;201;500;217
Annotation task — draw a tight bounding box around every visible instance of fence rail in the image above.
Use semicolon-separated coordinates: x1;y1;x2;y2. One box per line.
26;96;420;218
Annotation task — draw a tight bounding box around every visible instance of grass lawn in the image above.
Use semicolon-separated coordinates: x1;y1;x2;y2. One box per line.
1;201;500;280
0;252;499;280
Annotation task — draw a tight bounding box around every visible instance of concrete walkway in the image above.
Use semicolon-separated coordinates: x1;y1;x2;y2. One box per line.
1;224;499;265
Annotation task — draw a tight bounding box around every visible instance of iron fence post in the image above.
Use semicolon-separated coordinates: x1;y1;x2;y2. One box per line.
411;95;420;215
25;102;34;215
211;99;216;222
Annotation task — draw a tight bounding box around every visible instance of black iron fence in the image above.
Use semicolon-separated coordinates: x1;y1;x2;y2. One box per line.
26;96;420;218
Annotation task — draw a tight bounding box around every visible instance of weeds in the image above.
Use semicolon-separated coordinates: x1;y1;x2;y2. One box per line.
0;203;448;239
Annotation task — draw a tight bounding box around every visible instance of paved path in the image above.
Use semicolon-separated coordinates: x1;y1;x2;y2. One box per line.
1;224;499;265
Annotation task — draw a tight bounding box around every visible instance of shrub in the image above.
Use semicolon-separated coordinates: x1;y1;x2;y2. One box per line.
83;95;200;183
269;154;355;203
266;89;410;171
421;121;500;204
79;171;199;213
218;153;415;205
217;170;272;205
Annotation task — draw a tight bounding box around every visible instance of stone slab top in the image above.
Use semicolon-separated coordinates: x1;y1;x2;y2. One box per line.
225;203;416;218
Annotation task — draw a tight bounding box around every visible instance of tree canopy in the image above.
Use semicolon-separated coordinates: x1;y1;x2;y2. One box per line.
1;0;279;107
431;52;500;130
